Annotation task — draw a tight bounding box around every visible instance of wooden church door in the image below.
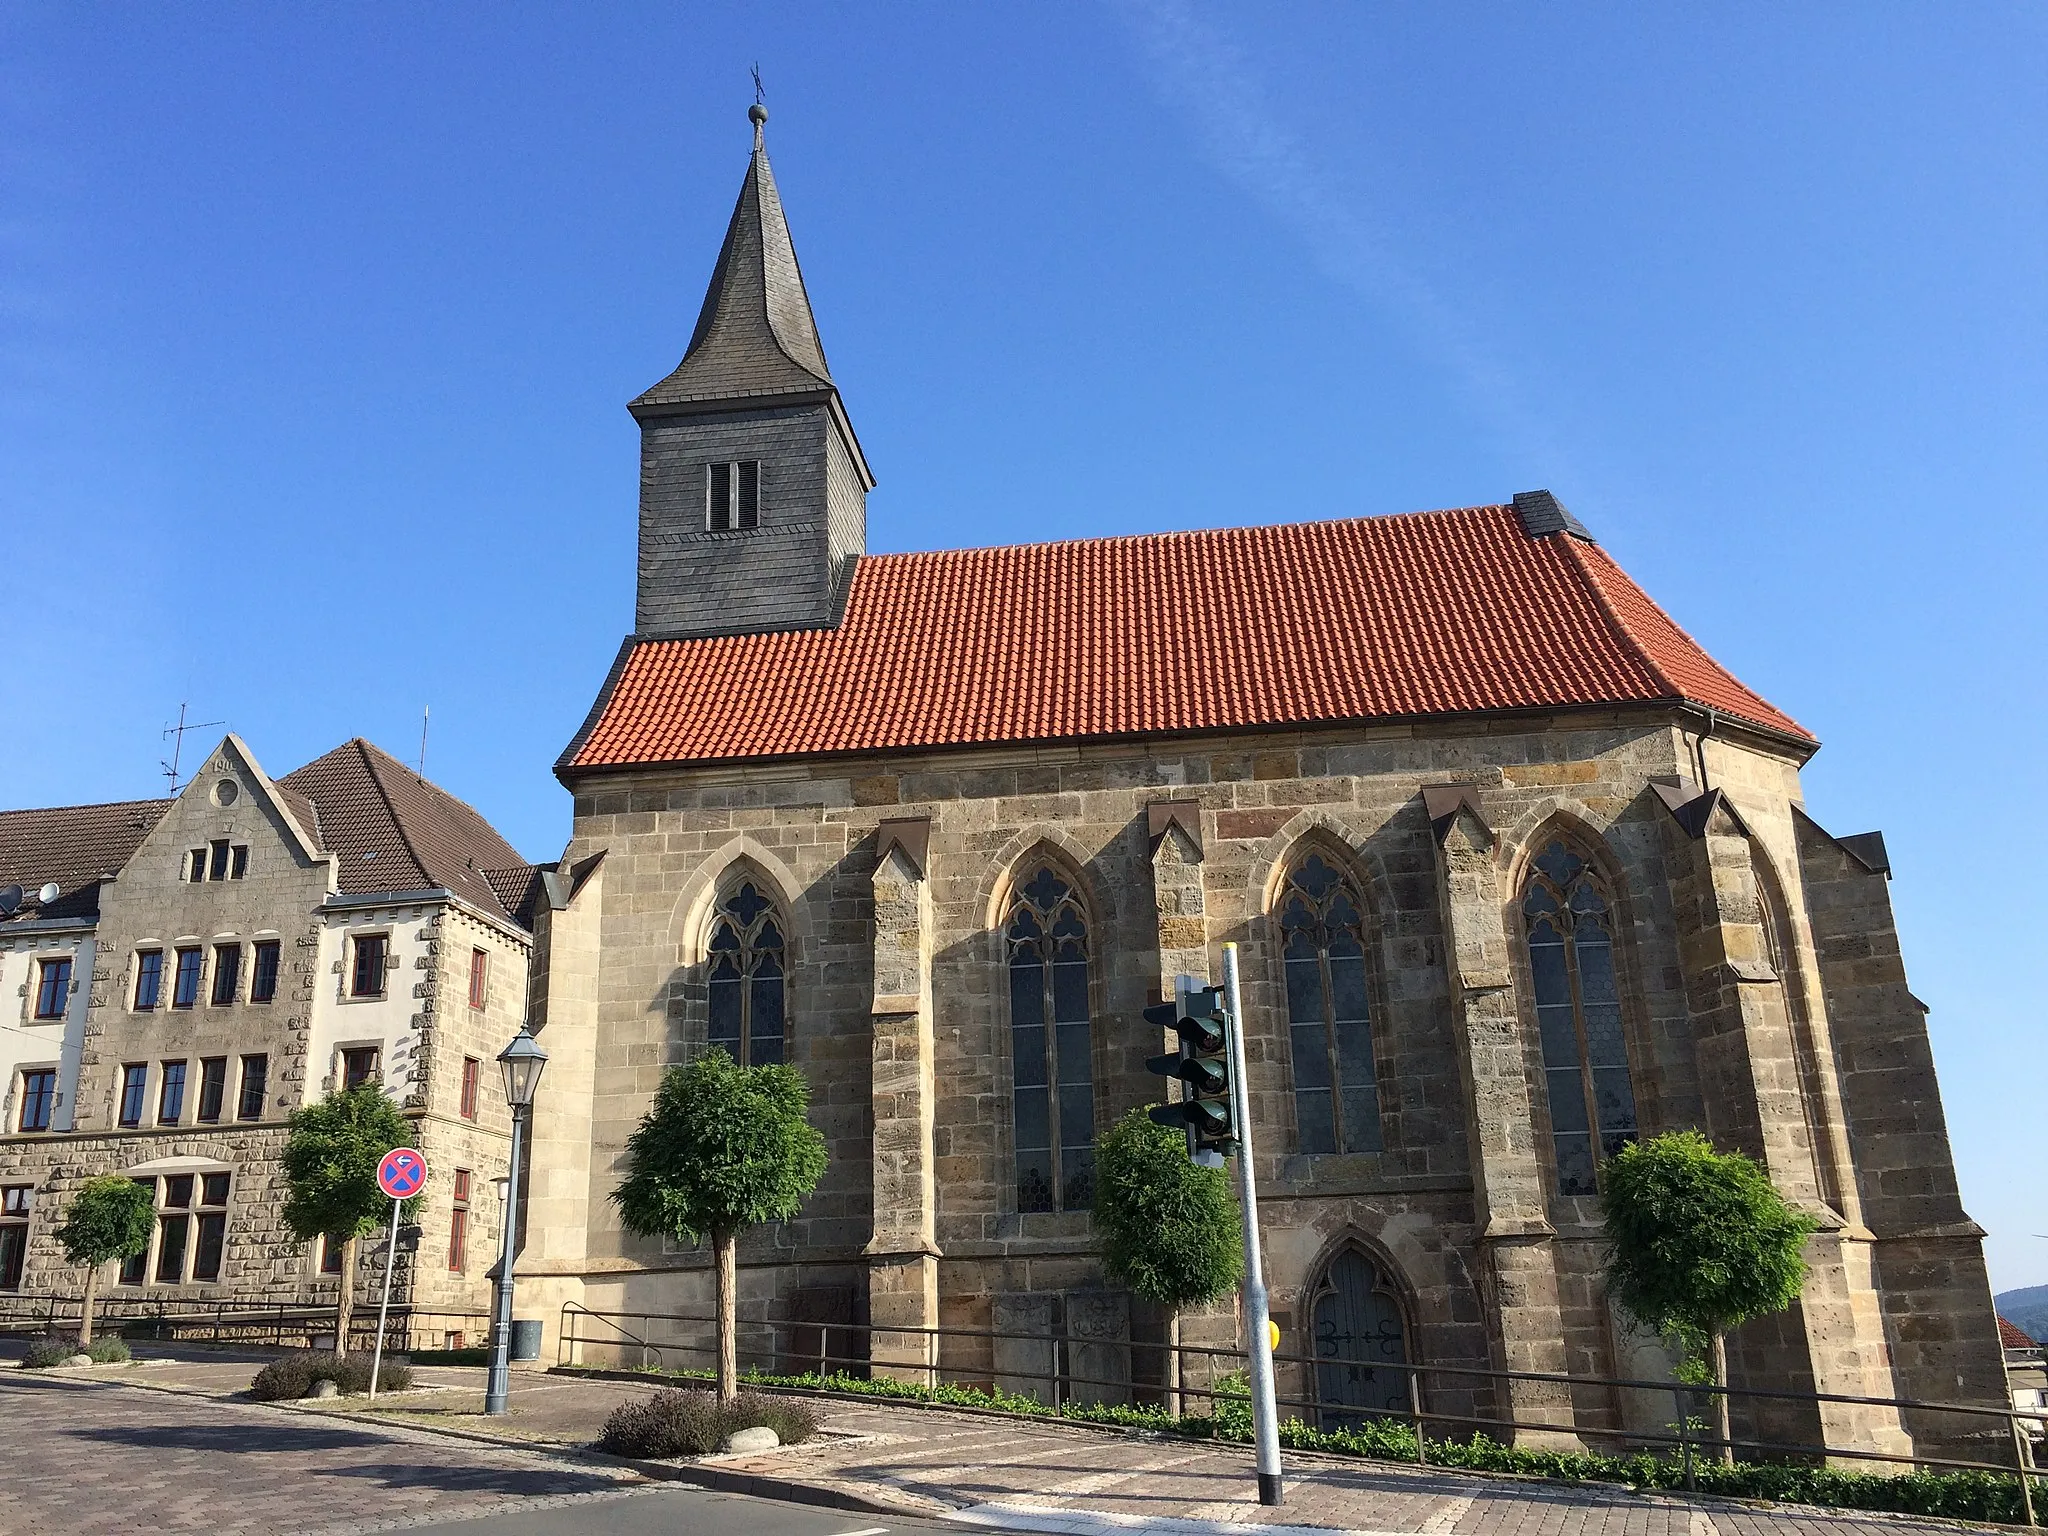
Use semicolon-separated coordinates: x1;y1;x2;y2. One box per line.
1311;1248;1410;1428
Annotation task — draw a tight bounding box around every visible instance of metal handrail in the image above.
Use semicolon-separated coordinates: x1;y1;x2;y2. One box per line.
556;1299;2042;1525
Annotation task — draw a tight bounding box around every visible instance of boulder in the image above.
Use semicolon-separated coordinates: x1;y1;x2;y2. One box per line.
64;1354;92;1367
310;1379;341;1399
721;1425;780;1454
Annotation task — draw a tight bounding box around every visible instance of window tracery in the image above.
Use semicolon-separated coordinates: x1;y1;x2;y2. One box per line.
1005;865;1095;1213
1521;839;1637;1196
707;878;787;1066
1277;852;1383;1154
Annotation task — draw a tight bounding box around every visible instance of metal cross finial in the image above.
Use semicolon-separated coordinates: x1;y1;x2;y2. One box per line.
752;63;764;106
748;66;768;137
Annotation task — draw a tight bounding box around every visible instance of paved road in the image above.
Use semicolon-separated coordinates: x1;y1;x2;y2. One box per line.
0;1370;962;1536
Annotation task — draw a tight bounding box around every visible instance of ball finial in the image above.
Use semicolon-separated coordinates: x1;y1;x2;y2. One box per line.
748;103;768;127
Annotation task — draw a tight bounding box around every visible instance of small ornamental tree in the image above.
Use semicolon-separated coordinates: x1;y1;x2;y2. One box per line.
55;1177;156;1346
612;1048;827;1402
1093;1107;1243;1416
281;1085;418;1348
1601;1130;1818;1463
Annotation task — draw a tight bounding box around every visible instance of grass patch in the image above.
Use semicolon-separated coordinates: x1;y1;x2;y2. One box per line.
567;1361;2045;1525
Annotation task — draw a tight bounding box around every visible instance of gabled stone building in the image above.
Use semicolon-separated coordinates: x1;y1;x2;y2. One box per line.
0;736;541;1329
523;110;2006;1457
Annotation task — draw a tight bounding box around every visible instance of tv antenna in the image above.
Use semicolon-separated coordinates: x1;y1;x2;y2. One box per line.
418;705;430;777
160;703;225;794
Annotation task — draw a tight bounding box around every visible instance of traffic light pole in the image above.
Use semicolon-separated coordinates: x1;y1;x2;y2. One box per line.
1222;941;1284;1506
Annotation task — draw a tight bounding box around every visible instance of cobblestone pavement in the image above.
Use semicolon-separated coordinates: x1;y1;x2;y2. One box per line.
0;1369;644;1536
2;1352;2015;1536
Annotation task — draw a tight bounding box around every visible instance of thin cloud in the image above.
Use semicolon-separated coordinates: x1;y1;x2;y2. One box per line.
1113;0;1573;482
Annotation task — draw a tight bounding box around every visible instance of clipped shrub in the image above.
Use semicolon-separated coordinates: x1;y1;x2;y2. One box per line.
597;1387;819;1458
85;1335;131;1363
22;1335;84;1368
248;1349;412;1400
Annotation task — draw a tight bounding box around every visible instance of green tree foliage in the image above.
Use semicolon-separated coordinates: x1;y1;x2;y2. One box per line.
1601;1130;1818;1462
55;1176;156;1346
1093;1107;1243;1413
612;1048;828;1401
280;1085;418;1346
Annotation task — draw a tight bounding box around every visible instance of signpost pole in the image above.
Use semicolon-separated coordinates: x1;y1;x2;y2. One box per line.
367;1194;402;1400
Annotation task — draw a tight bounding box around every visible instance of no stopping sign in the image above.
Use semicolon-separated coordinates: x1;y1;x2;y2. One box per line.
377;1147;428;1199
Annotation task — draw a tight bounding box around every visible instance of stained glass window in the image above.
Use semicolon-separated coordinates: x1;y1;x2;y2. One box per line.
1278;853;1383;1154
706;880;787;1066
1006;866;1095;1213
1522;839;1638;1197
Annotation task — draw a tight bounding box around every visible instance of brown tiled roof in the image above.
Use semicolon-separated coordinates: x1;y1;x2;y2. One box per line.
0;798;171;922
481;865;548;927
2000;1317;2037;1350
564;505;1810;774
280;740;532;927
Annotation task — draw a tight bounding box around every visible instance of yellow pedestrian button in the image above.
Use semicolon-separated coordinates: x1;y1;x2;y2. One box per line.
1268;1320;1281;1352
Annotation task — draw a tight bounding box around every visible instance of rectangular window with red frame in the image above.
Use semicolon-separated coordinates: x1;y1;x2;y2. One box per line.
460;1057;480;1120
468;948;488;1009
448;1168;471;1272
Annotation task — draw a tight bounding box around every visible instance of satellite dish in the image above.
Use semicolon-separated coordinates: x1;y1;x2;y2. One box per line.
37;882;60;905
0;885;22;915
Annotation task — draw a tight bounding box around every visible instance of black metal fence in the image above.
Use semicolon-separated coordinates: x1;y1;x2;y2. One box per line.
557;1300;2042;1525
0;1293;492;1354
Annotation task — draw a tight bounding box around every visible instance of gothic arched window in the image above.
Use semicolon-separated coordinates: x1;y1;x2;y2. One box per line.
1006;865;1095;1214
1522;840;1637;1196
706;879;786;1067
1278;853;1383;1154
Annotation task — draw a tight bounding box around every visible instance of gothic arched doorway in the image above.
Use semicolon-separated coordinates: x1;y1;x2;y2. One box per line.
1309;1247;1411;1428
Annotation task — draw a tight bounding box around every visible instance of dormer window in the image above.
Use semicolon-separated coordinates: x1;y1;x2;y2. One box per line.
707;460;761;532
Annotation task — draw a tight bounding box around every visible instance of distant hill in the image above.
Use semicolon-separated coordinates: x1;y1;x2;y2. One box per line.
1996;1285;2048;1343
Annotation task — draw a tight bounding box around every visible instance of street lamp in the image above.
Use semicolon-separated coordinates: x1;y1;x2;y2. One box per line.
484;1028;547;1415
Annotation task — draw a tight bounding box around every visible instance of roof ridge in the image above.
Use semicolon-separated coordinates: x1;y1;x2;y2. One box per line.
1554;534;1683;702
353;739;433;889
818;504;1519;570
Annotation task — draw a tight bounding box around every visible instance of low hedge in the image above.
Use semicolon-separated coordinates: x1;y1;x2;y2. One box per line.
21;1334;129;1367
407;1347;492;1366
575;1362;2045;1526
598;1388;819;1458
249;1350;412;1400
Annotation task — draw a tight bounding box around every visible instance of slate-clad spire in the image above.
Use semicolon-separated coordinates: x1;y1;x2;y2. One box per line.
626;106;872;642
635;106;836;410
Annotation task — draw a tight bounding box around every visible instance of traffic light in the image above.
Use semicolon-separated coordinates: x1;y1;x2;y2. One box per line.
1145;976;1235;1165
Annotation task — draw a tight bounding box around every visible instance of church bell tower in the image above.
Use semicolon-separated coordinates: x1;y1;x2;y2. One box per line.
631;106;874;639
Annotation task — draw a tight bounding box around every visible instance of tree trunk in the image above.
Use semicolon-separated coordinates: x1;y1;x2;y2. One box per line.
1710;1329;1734;1465
1165;1307;1182;1420
336;1235;359;1354
714;1228;737;1404
78;1263;100;1347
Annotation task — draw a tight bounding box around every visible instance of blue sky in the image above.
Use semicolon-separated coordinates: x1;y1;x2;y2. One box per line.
3;5;2042;1291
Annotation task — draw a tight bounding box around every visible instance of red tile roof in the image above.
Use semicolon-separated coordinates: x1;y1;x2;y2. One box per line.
563;506;1810;773
2000;1317;2037;1350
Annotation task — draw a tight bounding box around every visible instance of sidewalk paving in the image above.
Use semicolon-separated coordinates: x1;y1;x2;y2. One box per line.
9;1345;2022;1536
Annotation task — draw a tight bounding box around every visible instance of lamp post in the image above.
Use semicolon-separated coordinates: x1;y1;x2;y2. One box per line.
484;1028;547;1416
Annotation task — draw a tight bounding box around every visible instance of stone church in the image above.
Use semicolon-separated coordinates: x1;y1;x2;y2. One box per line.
519;108;2006;1457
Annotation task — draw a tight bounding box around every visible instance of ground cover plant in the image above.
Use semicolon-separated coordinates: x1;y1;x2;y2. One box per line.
597;1387;820;1458
248;1349;412;1399
570;1360;2044;1525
